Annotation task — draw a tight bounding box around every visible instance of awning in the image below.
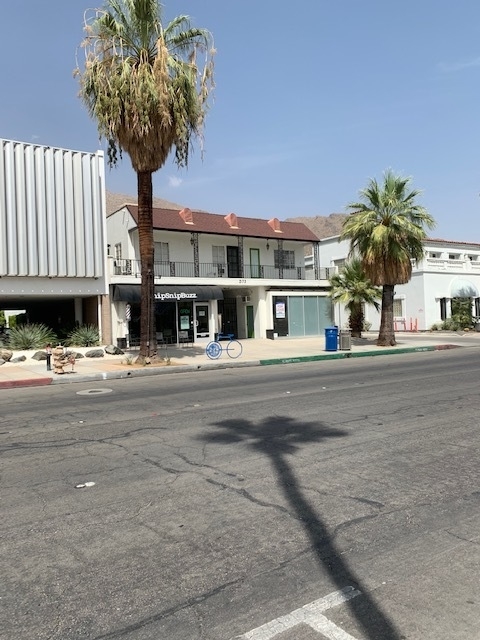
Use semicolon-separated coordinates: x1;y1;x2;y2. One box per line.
112;284;224;303
449;278;479;298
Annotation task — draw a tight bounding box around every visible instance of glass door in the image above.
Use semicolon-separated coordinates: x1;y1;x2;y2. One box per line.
250;248;260;278
227;246;240;277
195;304;210;341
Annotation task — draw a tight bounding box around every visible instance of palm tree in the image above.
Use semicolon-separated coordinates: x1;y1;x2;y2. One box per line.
329;258;381;337
76;0;215;362
341;170;435;346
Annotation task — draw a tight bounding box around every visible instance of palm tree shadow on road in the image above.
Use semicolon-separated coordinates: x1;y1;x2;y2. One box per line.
198;415;402;640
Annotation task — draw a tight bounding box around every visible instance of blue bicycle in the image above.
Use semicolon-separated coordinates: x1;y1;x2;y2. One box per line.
205;338;243;360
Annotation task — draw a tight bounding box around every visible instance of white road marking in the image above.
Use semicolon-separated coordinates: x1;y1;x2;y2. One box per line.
308;614;359;639
231;586;361;640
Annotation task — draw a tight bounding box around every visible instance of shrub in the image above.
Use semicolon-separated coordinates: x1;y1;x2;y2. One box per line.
451;298;474;330
66;324;100;347
441;314;474;332
8;324;57;350
441;317;461;331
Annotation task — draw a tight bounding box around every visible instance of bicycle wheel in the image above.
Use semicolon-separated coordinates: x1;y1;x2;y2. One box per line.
205;341;222;360
226;339;243;359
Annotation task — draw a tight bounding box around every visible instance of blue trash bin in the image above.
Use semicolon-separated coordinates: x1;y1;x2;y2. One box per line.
325;326;339;352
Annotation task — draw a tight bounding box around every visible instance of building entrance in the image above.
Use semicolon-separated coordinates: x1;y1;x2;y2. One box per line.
195;303;210;341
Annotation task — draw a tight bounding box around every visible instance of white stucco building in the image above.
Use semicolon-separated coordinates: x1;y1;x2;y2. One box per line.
316;235;480;331
107;205;335;345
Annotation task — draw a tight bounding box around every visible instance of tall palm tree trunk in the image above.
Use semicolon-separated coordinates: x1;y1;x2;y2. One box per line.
377;284;396;346
137;170;156;362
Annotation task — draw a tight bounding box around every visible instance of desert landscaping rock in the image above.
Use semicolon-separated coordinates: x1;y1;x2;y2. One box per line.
105;345;124;355
32;351;47;361
0;349;13;361
10;355;27;363
85;349;105;358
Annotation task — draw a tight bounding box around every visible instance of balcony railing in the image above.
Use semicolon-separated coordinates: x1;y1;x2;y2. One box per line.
113;259;334;281
421;258;480;272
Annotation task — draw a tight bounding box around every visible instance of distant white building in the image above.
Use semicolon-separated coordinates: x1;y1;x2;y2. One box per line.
315;236;480;331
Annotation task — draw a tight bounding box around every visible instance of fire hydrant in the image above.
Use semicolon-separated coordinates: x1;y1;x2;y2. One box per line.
53;346;68;374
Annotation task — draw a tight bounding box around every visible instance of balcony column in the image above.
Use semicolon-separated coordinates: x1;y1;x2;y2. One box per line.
313;242;321;280
191;233;199;277
238;236;244;277
278;239;284;279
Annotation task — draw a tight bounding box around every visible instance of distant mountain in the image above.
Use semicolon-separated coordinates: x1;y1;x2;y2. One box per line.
106;192;349;240
106;190;186;216
285;213;347;239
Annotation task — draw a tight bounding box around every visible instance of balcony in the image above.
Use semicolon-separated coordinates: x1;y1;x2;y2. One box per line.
112;259;334;281
420;258;480;273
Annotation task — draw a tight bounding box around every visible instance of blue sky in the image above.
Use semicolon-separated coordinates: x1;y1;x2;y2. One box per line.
1;1;480;240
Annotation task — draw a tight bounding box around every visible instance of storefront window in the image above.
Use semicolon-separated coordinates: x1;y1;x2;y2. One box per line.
273;295;332;337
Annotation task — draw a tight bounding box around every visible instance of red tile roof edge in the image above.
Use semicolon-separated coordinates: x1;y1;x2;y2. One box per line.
121;204;320;242
426;237;480;248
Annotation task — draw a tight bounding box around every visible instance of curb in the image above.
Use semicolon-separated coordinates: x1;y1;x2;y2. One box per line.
259;344;460;366
0;377;52;389
49;358;260;384
1;343;462;389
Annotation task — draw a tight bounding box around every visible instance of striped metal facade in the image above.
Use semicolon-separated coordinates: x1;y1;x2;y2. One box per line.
0;139;106;278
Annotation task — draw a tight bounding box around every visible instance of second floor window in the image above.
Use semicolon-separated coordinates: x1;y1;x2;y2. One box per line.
114;243;122;260
212;245;226;266
154;242;169;263
274;249;295;269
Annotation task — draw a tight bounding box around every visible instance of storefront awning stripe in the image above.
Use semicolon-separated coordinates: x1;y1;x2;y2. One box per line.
113;284;223;303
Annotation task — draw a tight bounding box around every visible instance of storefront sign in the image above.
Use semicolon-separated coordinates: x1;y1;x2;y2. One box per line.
275;302;286;319
154;292;198;301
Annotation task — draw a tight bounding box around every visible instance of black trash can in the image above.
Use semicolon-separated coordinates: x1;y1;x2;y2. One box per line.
266;329;275;340
117;338;127;349
325;326;338;352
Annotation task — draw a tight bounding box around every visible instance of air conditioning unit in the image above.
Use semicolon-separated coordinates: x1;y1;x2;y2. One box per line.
241;295;251;303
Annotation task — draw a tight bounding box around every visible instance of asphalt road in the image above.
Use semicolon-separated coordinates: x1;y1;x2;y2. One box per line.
1;348;480;640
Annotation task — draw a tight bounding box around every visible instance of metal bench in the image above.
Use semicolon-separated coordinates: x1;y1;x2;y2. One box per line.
217;332;235;341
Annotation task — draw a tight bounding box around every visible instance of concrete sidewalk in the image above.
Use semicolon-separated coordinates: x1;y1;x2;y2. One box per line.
0;332;477;389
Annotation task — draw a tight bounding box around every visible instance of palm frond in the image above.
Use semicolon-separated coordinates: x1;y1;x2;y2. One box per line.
76;0;215;172
329;258;382;311
341;170;435;286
